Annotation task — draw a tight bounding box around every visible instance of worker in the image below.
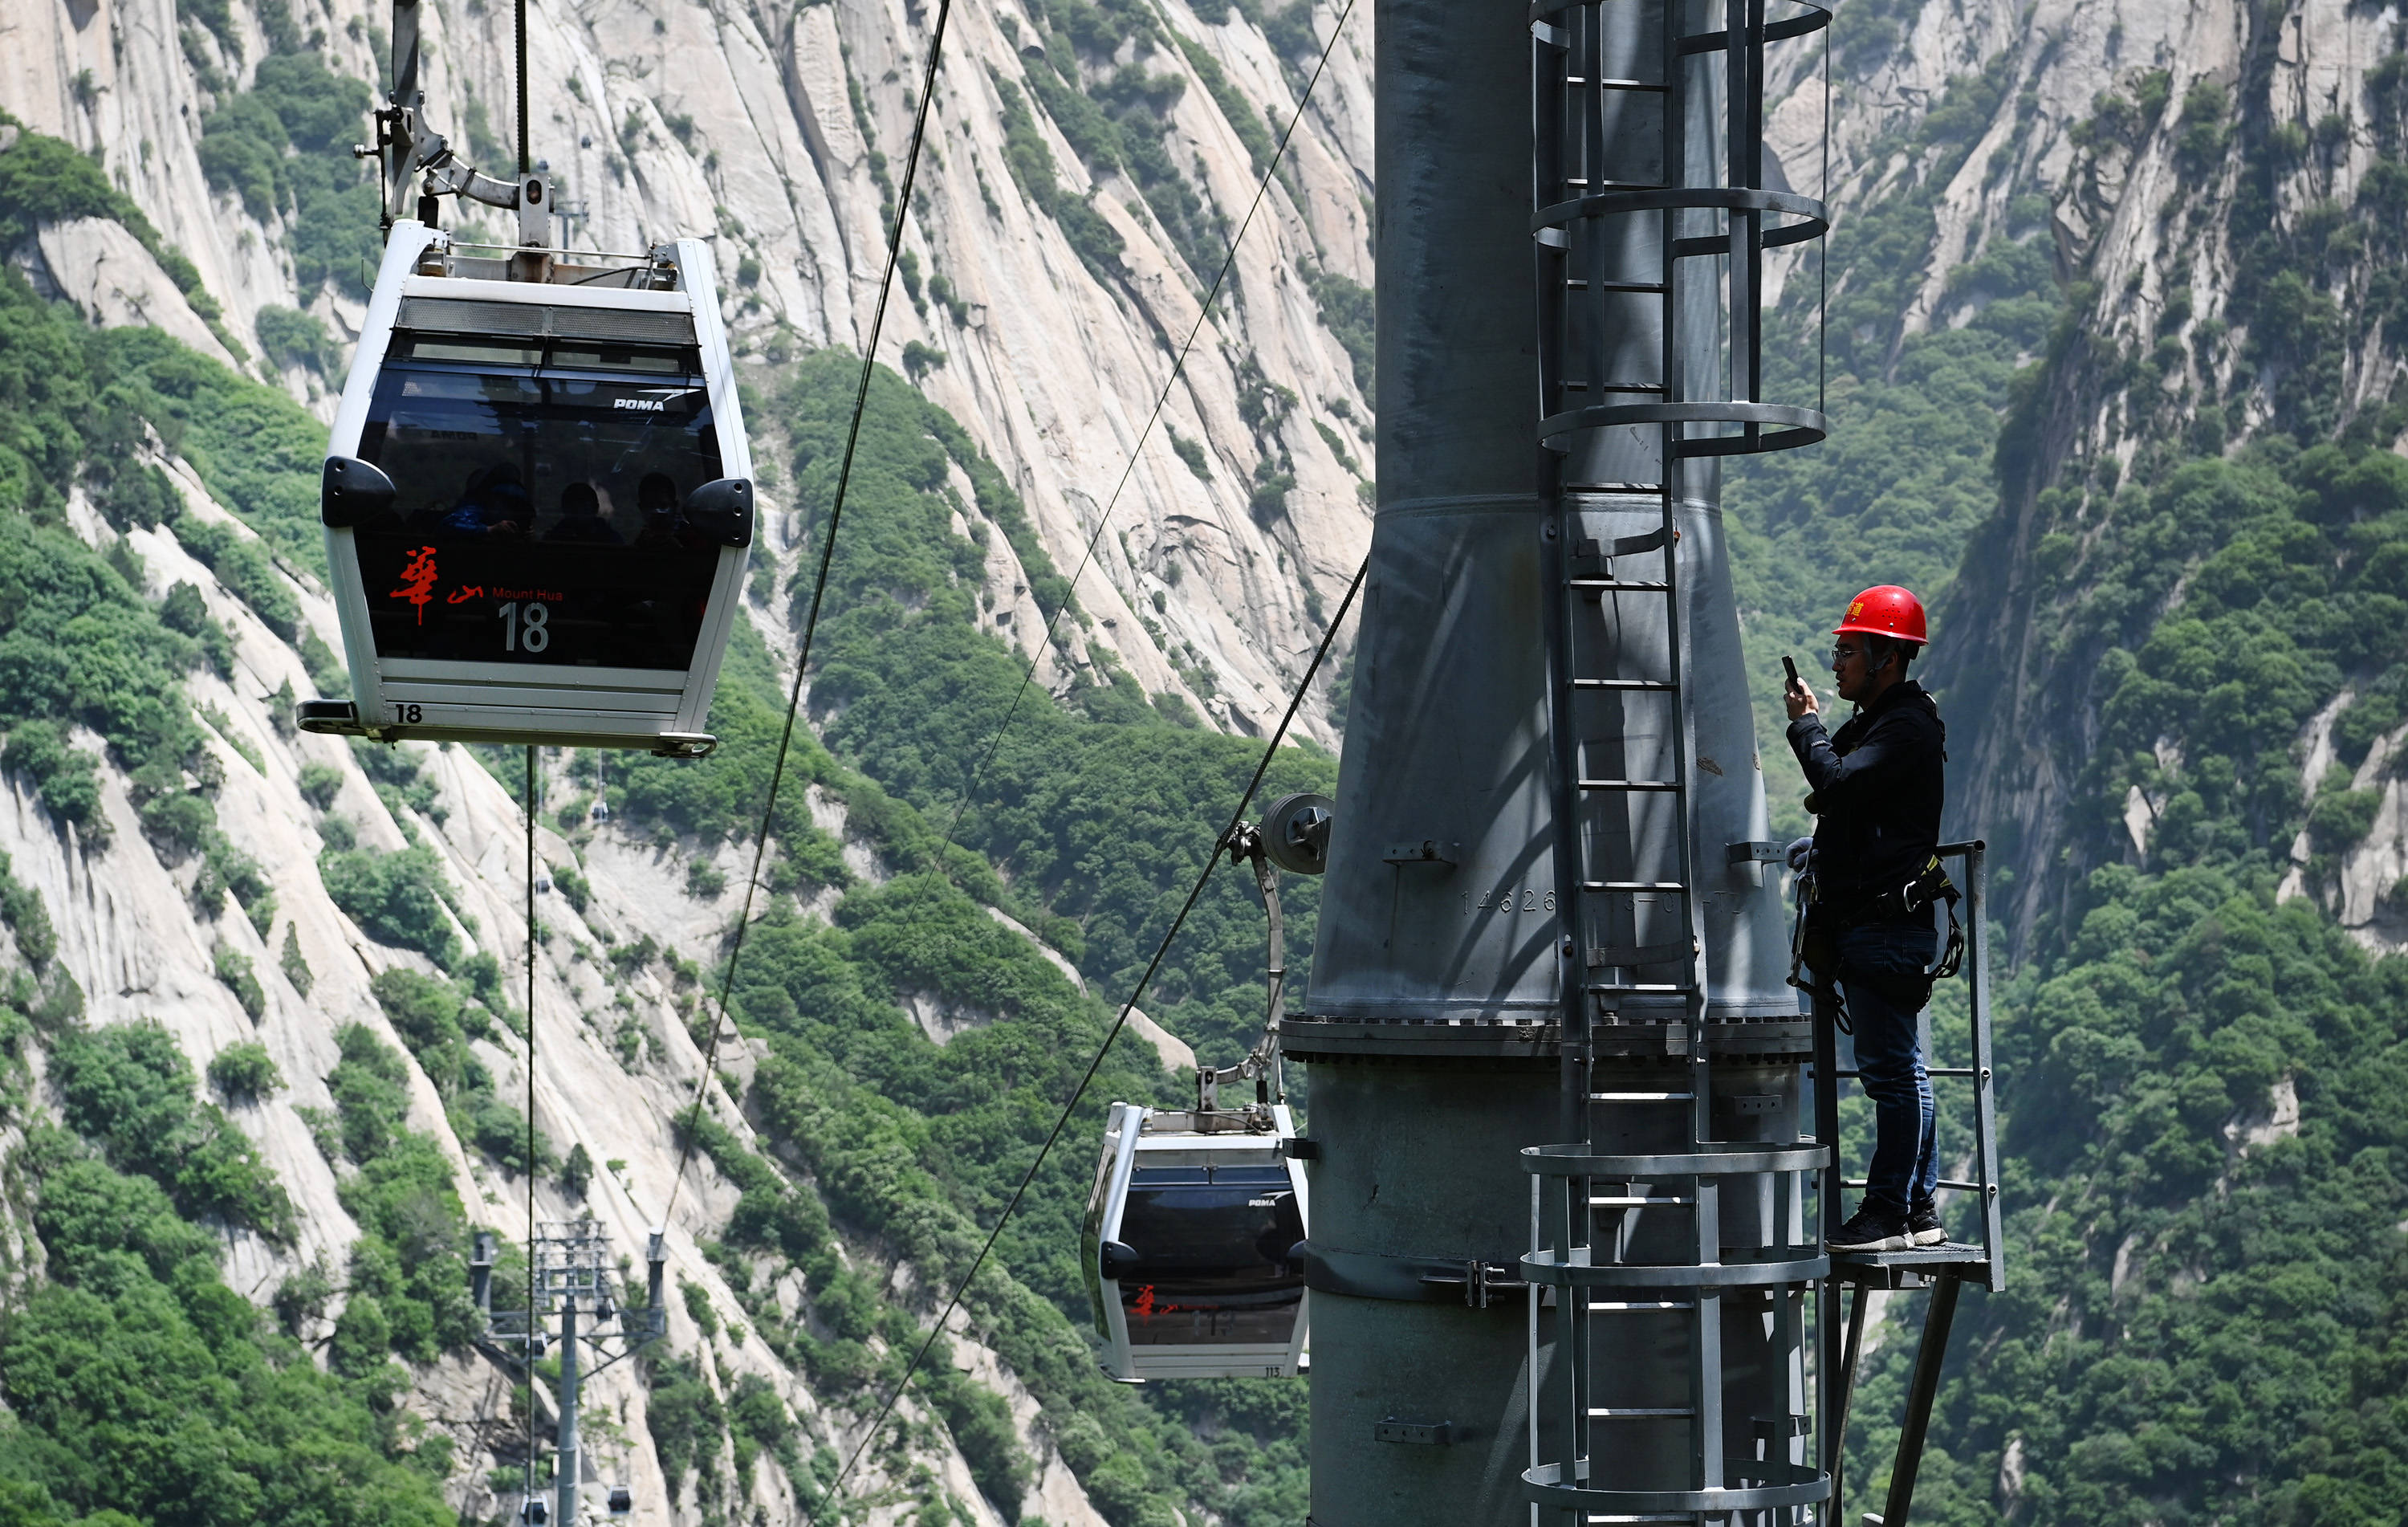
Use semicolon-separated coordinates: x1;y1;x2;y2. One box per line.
1784;584;1953;1254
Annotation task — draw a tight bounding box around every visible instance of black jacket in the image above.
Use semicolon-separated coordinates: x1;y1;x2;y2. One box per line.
1786;679;1945;904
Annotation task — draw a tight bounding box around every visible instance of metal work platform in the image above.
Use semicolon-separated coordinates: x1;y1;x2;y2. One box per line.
1813;840;2003;1527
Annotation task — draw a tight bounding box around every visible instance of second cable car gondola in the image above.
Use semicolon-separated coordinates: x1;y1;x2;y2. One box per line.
1079;798;1331;1382
1083;1101;1310;1382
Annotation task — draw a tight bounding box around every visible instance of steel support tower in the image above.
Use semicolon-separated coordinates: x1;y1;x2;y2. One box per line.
475;1221;667;1524
1287;1;1832;1522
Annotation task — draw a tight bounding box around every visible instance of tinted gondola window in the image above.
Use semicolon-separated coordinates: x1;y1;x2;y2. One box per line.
352;351;726;671
1115;1164;1304;1346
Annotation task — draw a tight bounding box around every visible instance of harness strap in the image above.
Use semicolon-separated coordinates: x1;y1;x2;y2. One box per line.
1788;853;1963;1022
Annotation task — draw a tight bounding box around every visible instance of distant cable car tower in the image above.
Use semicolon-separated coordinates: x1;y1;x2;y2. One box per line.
474;1222;669;1527
299;0;753;755
1281;0;1995;1523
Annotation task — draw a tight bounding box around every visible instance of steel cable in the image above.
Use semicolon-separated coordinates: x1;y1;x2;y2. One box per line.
523;744;538;1502
660;0;956;1222
941;0;1361;851
635;0;1361;1504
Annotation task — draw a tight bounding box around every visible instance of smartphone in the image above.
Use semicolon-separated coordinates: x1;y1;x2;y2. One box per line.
1782;654;1800;687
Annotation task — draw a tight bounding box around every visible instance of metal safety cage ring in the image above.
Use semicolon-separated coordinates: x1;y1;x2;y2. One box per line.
1522;1459;1830;1514
1537;400;1828;455
1528;0;1829;40
1520;1141;1829;1177
1674;1;1832;51
1532;185;1830;250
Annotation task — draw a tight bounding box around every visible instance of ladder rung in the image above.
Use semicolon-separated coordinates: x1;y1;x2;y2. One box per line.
1568;578;1672;591
1589;1091;1694;1102
1832;1067;1980;1078
1587;1301;1695;1311
1582;881;1688;892
1564;281;1669;295
1561;381;1666;393
1570;678;1678;691
1568;77;1670;92
1559;177;1670;189
1585;982;1692;994
1587;1407;1694;1419
1589;1196;1695;1207
1579;779;1682;792
1565;481;1666;492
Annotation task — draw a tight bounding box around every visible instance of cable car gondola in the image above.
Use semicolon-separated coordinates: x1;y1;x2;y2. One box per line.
1084;1101;1310;1382
1080;796;1332;1382
298;0;750;755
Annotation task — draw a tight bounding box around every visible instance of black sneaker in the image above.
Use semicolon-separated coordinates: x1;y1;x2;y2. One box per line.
1908;1201;1946;1247
1828;1204;1913;1252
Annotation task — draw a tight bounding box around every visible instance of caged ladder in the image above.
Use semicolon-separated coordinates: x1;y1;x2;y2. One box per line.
1521;0;1840;1524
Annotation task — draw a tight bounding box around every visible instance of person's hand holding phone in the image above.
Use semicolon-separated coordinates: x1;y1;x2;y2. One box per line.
1783;654;1819;720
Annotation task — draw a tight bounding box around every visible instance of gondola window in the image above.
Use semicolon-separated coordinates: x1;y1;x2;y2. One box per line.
350;342;725;673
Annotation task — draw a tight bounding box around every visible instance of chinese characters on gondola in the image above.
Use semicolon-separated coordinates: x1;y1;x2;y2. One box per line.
391;545;438;624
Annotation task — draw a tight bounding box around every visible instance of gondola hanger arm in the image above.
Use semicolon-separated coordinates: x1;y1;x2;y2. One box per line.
364;0;547;238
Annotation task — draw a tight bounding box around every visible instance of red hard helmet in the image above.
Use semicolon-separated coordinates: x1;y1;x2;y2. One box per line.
1833;584;1927;645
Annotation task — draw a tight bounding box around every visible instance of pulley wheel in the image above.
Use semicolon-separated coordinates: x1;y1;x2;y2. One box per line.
1262;792;1335;875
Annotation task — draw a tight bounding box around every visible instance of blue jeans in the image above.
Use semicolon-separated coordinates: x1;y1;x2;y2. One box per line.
1825;920;1938;1215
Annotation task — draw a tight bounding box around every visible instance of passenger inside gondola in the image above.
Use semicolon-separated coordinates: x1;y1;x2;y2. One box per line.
547;482;621;544
632;473;690;548
442;462;530;539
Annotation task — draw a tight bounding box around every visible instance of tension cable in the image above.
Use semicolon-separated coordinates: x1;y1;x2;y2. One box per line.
661;0;957;1221
941;0;1361;850
522;744;538;1493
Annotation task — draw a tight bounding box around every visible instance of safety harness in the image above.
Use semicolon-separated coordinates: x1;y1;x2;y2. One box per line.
1788;852;1964;1032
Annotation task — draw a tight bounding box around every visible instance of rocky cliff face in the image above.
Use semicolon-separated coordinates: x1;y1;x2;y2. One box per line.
4;0;1373;738
1923;0;2408;951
